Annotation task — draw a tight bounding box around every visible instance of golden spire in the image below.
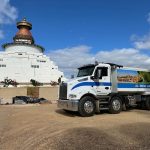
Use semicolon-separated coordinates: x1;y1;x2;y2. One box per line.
13;18;34;44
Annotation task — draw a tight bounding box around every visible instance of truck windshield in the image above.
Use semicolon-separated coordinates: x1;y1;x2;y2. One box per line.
77;66;95;77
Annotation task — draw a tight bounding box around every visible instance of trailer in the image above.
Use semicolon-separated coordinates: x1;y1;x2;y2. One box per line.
58;62;150;117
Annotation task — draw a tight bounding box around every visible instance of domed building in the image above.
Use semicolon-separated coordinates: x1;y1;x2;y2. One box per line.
0;18;64;85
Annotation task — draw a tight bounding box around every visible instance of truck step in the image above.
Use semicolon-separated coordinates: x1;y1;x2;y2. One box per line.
100;101;109;104
100;107;109;110
130;104;137;107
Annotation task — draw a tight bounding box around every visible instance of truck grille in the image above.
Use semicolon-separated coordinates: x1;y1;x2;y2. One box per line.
59;83;67;99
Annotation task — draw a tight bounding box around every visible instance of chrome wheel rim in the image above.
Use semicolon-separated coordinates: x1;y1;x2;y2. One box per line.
84;101;94;113
112;99;120;111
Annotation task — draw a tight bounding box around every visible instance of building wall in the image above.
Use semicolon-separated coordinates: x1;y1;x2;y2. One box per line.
0;50;63;83
5;44;42;53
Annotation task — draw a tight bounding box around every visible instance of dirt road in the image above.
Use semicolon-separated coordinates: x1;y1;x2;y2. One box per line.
0;104;150;150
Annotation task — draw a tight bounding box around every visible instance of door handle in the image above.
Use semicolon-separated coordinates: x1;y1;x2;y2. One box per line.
105;87;109;90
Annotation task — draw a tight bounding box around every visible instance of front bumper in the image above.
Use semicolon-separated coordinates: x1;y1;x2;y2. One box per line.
57;99;79;111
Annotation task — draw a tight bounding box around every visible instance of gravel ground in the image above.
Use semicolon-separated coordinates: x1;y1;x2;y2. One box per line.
0;104;150;150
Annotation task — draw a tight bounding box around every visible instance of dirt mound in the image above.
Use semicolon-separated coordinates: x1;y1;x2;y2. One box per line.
30;127;123;150
118;122;150;149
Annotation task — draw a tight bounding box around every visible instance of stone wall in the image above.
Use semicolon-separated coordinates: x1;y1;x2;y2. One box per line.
0;86;59;104
0;87;27;104
39;87;59;101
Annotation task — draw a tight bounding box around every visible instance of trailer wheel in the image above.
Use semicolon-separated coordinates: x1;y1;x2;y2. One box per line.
109;96;122;114
145;98;150;110
78;96;96;117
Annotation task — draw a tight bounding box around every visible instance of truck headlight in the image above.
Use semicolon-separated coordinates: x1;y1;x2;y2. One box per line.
69;94;77;98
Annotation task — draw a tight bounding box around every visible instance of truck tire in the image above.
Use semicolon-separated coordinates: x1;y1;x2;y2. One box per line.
145;98;150;110
109;96;122;114
78;96;96;117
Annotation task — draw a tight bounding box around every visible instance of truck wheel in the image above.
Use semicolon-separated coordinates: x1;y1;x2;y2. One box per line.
109;96;122;114
145;98;150;110
78;96;96;117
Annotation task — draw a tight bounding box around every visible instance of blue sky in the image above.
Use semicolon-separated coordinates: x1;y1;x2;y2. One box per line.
1;0;150;51
0;0;150;77
117;69;138;77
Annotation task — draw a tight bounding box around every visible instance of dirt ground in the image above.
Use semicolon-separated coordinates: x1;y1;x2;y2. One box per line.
0;104;150;150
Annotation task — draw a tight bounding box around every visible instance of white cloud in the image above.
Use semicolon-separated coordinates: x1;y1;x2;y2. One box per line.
96;48;150;68
132;33;150;50
0;0;18;38
49;45;95;78
130;12;150;50
0;0;18;24
147;13;150;24
0;30;4;39
49;46;150;78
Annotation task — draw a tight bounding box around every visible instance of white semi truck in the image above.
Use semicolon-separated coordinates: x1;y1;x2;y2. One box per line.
58;62;150;117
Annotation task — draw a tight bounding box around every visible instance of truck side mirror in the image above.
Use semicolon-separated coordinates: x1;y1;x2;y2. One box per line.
90;76;95;80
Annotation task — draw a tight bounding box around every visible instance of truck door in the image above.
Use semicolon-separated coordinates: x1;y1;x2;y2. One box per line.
93;67;111;95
